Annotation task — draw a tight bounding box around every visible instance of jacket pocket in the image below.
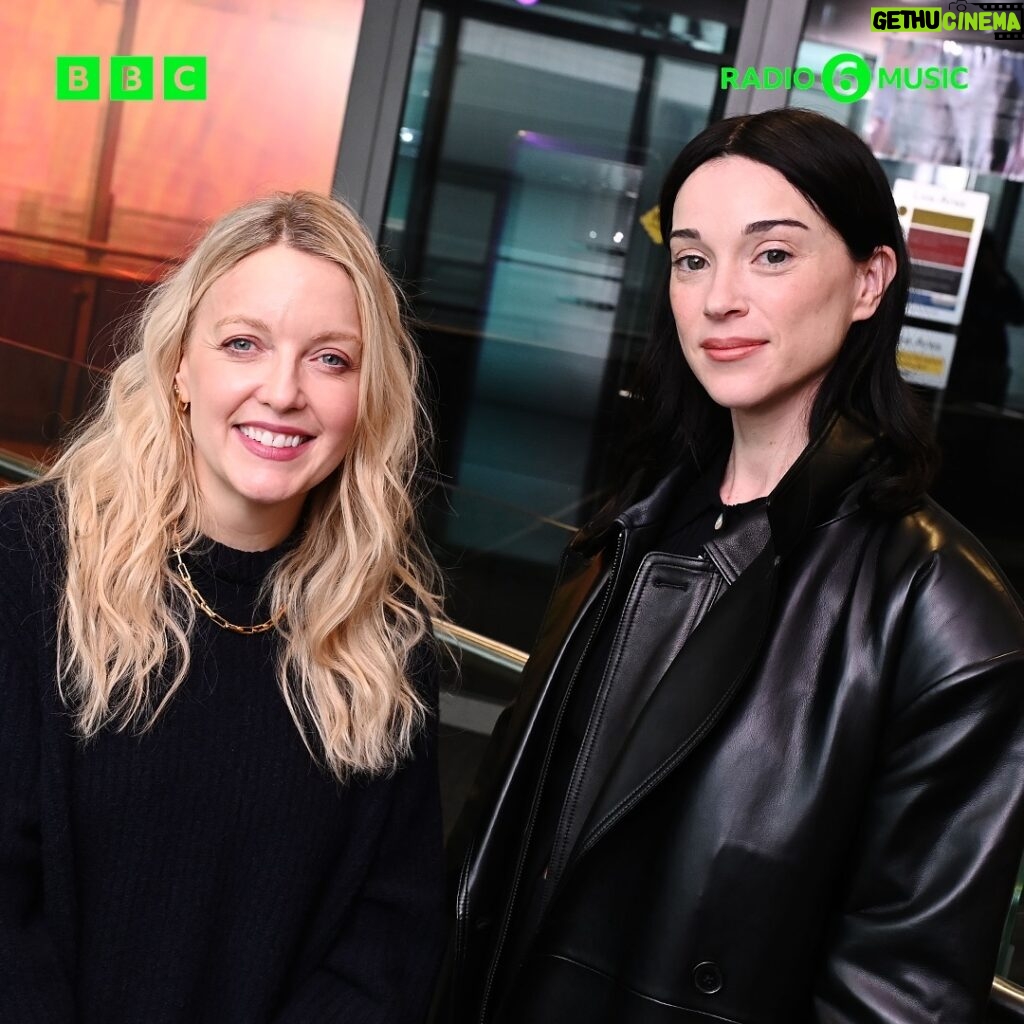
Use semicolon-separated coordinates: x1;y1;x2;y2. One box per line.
498;951;746;1024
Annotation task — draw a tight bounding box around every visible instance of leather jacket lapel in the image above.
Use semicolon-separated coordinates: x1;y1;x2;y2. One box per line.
547;416;876;879
571;534;780;868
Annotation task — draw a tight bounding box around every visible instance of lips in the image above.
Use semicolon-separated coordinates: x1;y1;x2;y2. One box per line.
237;424;311;449
701;337;767;362
234;423;313;461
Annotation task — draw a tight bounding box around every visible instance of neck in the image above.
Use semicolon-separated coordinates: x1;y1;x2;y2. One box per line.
720;404;811;505
200;504;302;552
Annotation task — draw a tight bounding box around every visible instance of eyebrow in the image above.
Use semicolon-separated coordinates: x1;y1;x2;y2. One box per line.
214;315;361;346
669;218;810;241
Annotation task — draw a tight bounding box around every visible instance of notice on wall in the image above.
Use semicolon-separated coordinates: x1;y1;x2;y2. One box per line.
897;324;958;389
892;178;989;326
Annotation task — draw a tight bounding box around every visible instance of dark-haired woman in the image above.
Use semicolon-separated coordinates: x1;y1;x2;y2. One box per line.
440;109;1024;1024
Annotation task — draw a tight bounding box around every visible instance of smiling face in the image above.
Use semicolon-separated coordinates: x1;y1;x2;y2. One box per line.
668;155;892;434
175;243;362;549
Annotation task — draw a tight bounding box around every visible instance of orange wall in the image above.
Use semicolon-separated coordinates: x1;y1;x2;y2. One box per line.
0;0;364;256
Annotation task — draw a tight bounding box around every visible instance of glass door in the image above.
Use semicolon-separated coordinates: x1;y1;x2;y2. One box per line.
383;0;744;649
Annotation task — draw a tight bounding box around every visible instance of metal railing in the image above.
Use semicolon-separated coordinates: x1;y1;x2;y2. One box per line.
991;977;1024;1022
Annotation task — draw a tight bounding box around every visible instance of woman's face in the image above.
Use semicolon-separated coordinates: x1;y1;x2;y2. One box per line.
175;243;362;548
668;155;890;425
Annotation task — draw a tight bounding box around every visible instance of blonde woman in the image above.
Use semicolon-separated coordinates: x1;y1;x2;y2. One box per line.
0;192;444;1022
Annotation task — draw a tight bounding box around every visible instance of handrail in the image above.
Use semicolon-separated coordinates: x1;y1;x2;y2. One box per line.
991;976;1024;1021
0;333;105;371
0;448;46;484
0;449;531;678
433;620;528;671
0;225;181;265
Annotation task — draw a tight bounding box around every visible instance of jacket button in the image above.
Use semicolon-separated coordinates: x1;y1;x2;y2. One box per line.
693;961;723;994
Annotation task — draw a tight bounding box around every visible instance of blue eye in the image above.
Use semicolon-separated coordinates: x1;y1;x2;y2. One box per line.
318;352;349;369
226;337;255;351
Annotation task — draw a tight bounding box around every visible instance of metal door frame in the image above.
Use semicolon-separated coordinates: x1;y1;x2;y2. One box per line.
333;0;811;239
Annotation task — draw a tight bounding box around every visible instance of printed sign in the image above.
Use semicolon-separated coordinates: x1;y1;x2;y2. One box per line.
897;324;959;389
892;178;989;325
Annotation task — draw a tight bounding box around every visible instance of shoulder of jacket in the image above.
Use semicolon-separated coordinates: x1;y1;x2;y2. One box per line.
874;498;1024;699
891;497;1019;602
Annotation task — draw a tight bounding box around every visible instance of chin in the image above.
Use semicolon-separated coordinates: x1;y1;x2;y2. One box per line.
702;384;773;413
232;477;307;509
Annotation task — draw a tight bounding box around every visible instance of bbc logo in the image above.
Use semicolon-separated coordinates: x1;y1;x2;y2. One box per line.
56;56;207;101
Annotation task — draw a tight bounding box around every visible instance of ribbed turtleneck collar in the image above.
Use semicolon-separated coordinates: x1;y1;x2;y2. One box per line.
180;532;300;586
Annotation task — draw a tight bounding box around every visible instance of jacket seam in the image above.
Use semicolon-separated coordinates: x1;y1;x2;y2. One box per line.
894;648;1024;716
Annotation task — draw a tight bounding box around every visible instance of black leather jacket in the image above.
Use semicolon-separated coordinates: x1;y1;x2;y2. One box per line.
442;415;1024;1024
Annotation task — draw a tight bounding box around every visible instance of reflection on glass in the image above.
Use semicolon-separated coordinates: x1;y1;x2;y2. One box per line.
476;0;737;52
787;40;872;131
384;5;733;648
612;58;719;355
1;0;364;272
446;135;642;559
0;2;121;263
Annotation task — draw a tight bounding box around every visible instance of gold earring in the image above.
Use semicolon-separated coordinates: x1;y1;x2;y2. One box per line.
173;383;190;414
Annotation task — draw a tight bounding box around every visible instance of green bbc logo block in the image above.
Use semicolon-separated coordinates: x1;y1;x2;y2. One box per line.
110;56;154;100
164;56;207;100
56;56;207;101
56;56;101;100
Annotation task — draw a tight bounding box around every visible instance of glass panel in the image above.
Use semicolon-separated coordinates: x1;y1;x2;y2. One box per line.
612;57;721;358
0;336;106;465
2;0;363;273
0;1;122;261
1;0;364;465
788;39;873;130
384;9;445;256
109;0;364;259
476;0;741;53
385;5;737;651
451;137;642;557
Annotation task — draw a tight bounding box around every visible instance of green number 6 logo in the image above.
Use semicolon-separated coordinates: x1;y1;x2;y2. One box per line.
821;53;872;104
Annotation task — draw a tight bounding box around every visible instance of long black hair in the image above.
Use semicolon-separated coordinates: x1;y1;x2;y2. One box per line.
612;107;936;516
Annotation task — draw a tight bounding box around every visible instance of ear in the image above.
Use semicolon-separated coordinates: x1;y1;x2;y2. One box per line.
174;354;190;405
850;245;897;323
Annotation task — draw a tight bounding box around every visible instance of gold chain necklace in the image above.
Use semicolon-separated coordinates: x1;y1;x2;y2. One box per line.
173;546;283;635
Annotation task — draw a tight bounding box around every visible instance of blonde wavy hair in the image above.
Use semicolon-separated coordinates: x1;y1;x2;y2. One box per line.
44;191;441;777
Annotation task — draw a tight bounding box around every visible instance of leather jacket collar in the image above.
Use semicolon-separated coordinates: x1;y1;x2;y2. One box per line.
575;413;881;574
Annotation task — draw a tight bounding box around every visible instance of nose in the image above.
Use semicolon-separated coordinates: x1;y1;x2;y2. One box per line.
703;261;748;319
256;354;306;411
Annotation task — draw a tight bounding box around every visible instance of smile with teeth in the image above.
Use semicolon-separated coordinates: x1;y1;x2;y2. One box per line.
237;425;311;449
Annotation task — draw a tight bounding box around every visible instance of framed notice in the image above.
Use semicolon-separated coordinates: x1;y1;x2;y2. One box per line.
897;324;958;390
892;179;989;326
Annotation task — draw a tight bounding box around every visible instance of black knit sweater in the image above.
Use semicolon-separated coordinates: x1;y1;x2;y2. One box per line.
0;482;444;1023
